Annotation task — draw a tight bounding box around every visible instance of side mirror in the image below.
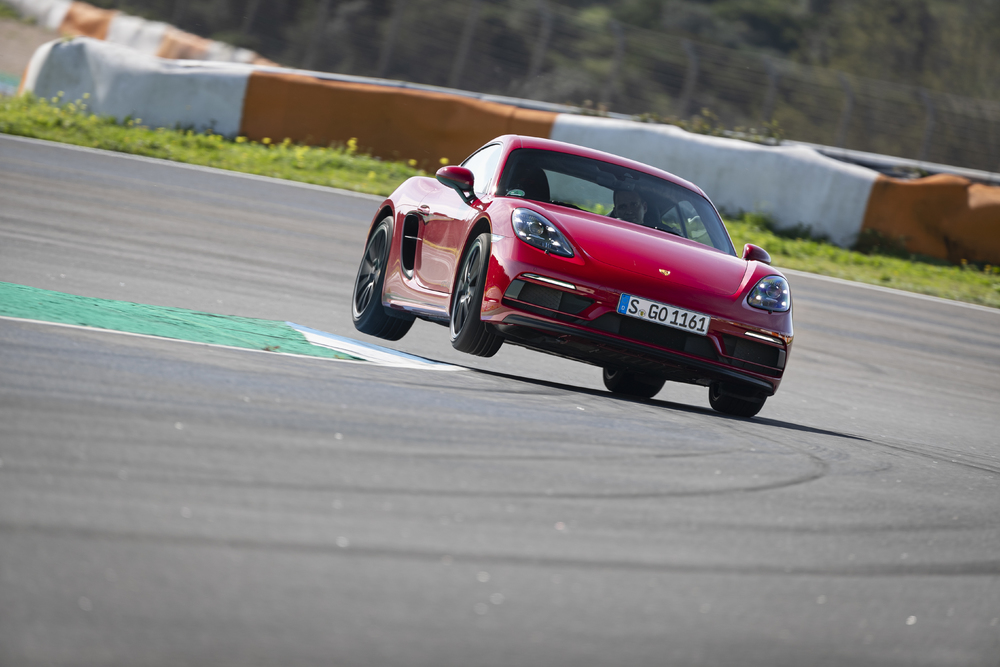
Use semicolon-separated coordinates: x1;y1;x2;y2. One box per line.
436;166;476;204
742;243;772;265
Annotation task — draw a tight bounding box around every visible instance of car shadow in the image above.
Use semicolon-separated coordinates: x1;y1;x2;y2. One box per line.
470;367;870;443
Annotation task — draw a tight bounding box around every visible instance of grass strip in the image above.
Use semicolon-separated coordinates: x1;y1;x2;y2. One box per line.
0;281;361;360
2;93;998;309
726;214;1000;308
0;92;421;196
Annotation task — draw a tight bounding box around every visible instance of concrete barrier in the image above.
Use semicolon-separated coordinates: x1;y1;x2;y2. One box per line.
157;28;259;64
5;0;70;31
550;115;879;248
240;70;557;171
552;116;1000;263
106;14;169;55
23;38;250;137
8;0;275;65
60;0;113;39
863;175;1000;264
16;33;1000;265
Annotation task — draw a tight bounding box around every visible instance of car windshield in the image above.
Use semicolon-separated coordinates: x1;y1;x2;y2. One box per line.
497;148;735;255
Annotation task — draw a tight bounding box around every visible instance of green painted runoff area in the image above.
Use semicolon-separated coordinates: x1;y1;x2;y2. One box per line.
0;282;360;361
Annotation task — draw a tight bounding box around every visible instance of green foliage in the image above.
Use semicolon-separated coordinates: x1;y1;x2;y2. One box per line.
851;228;913;259
61;0;999;101
0;92;422;196
624;0;1000;99
633;109;784;144
725;212;1000;308
0;2;22;20
13;0;993;168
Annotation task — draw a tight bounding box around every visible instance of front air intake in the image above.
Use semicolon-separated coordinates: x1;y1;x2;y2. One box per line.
503;280;594;317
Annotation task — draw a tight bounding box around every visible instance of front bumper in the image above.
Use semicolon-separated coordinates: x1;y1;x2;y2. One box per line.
482;238;792;397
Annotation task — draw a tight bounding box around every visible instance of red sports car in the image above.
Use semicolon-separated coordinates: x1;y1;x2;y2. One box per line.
352;135;792;417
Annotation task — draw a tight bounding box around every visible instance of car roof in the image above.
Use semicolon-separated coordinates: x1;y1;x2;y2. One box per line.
495;134;709;199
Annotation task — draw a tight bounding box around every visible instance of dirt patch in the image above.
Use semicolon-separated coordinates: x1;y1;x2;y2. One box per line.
0;18;57;80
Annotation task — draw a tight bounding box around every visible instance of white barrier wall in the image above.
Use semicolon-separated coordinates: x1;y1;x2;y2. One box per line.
8;0;266;65
106;15;258;63
551;116;880;247
105;14;169;55
5;0;71;30
22;38;251;137
16;26;997;264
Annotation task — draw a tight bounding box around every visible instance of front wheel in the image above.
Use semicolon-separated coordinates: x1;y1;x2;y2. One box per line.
602;367;666;398
352;217;413;340
708;382;765;418
450;232;503;357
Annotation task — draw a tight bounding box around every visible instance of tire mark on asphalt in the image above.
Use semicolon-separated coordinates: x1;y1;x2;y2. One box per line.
2;521;998;577
1;458;827;500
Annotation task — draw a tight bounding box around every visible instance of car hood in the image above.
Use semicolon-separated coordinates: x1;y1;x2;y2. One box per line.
558;212;749;296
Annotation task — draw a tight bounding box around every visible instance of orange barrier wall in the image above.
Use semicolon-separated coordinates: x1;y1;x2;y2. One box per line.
240;71;557;171
156;28;280;67
862;174;1000;264
155;28;277;66
52;1;276;66
155;28;213;60
59;2;115;40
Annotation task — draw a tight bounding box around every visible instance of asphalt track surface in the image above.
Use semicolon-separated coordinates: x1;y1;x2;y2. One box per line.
2;134;999;666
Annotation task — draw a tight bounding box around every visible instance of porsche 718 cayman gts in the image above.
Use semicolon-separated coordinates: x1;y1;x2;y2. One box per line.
352;135;792;417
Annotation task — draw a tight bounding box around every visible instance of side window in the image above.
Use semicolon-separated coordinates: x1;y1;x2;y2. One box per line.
461;144;503;196
660;206;683;235
678;200;711;244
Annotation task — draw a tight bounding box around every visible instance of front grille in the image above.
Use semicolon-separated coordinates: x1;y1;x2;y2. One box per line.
589;313;718;361
503;288;785;380
495;314;778;396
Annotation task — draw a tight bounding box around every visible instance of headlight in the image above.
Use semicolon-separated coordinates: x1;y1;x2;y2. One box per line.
747;276;790;312
511;208;574;258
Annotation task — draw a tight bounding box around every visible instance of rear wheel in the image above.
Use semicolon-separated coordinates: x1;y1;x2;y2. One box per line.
602;367;666;398
352;217;413;340
450;232;503;357
708;382;765;418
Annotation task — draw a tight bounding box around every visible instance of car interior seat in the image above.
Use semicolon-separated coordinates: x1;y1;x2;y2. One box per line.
643;203;661;227
514;167;550;203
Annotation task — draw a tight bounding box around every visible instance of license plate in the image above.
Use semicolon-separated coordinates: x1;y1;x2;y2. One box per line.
617;293;710;335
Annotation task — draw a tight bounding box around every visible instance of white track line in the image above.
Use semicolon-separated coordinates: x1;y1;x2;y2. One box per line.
0;315;465;371
288;323;465;371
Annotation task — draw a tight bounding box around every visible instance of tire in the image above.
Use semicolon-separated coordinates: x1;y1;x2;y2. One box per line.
708;382;765;418
352;217;413;341
450;232;503;357
602;367;666;398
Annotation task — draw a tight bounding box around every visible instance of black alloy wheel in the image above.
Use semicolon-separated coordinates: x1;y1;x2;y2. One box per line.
450;232;503;356
602;367;667;398
351;217;413;340
708;382;765;418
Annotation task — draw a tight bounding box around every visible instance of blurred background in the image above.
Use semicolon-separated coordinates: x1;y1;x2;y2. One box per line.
3;0;1000;172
